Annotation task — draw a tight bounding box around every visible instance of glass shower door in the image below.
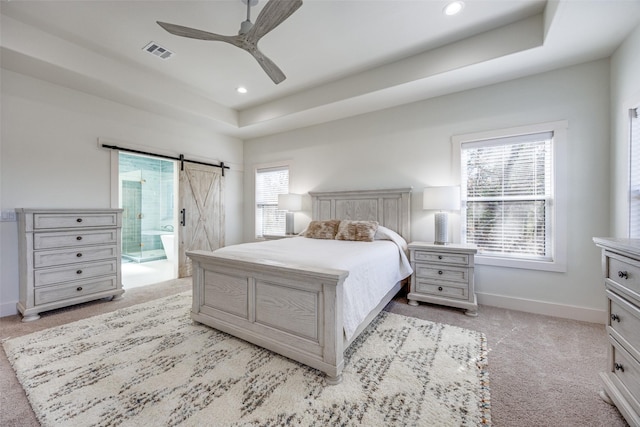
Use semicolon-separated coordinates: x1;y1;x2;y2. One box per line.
121;179;142;261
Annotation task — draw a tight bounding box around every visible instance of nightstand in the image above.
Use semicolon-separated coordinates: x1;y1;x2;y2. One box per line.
407;242;478;316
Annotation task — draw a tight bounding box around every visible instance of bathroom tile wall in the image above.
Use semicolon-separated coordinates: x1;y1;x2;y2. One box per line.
119;153;175;255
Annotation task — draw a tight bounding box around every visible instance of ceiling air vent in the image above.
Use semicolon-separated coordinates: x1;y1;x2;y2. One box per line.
143;42;174;60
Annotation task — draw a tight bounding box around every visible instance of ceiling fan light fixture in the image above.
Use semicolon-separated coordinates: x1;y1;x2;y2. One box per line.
443;1;465;16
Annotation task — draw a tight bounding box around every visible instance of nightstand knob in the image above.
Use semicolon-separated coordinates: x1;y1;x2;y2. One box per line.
615;363;624;372
618;271;629;279
76;253;83;258
438;270;443;275
438;286;443;291
611;313;620;322
76;269;83;275
76;218;83;223
438;255;443;260
76;236;83;241
76;287;83;291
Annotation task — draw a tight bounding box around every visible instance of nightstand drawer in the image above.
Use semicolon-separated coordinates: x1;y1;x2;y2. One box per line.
414;263;469;283
416;280;468;300
412;251;469;266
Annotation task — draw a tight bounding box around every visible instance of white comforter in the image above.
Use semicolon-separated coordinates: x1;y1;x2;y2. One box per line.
214;236;413;341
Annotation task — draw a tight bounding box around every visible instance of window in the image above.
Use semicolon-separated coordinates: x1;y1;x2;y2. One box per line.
453;121;567;271
630;107;640;238
255;165;289;238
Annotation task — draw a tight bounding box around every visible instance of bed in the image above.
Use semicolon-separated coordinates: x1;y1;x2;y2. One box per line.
186;188;412;384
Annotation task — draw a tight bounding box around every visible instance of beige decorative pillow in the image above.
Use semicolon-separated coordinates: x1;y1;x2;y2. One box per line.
335;220;379;242
303;220;341;239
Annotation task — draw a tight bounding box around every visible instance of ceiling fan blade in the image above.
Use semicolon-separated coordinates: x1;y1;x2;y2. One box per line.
157;21;235;43
249;48;286;84
247;0;303;42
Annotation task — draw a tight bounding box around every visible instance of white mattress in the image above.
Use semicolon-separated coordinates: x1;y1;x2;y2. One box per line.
214;236;413;340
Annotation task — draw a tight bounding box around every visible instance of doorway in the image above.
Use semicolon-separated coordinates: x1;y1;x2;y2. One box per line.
118;152;178;288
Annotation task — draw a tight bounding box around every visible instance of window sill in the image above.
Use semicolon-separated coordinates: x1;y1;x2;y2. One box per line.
475;254;567;273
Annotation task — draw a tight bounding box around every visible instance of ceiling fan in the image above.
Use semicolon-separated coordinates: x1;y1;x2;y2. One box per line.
157;0;303;84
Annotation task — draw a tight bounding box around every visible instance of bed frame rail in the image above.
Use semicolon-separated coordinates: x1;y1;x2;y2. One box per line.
188;250;349;383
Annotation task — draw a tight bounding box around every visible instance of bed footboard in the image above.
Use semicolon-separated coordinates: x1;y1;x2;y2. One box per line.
187;250;350;384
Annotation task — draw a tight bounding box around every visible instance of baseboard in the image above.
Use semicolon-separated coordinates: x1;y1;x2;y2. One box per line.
0;300;18;318
477;292;607;324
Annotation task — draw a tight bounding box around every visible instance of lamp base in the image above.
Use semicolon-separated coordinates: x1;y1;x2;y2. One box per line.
434;212;449;245
285;211;295;235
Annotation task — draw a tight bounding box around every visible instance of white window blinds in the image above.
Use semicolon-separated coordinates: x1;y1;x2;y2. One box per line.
461;132;553;260
631;107;640;238
255;166;289;237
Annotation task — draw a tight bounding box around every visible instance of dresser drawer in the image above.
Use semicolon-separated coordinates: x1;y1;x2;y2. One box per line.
414;263;469;283
34;245;118;268
609;337;640;415
412;251;469;266
608;290;640;361
33;212;119;229
416;280;468;300
34;260;118;287
34;229;118;250
607;254;640;298
35;276;117;305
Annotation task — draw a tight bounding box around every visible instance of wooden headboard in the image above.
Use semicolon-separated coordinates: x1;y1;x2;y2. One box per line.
309;188;411;242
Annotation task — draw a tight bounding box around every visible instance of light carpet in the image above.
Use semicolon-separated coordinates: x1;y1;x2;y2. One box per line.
3;292;490;426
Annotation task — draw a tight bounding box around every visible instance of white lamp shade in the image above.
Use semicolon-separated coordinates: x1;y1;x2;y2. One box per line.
423;186;461;211
278;193;302;211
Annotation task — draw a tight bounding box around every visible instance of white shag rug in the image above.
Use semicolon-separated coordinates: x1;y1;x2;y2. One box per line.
4;292;490;426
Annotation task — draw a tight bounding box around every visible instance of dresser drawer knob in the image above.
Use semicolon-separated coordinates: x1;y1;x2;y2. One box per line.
618;271;629;279
76;253;83;258
615;363;624;372
76;269;83;275
438;286;443;291
76;236;83;241
438;255;443;260
76;218;83;223
438;270;443;275
76;286;83;291
611;313;620;322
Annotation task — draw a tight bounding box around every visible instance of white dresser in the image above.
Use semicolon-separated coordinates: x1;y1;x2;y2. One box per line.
16;208;124;322
594;237;640;427
407;242;478;316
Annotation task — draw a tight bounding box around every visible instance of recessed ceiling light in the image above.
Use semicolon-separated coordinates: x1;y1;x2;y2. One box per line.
237;87;248;94
443;1;465;16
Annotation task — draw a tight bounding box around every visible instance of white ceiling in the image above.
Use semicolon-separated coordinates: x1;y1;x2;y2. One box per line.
1;0;639;139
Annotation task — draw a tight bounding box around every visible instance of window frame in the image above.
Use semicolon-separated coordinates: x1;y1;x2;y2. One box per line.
254;162;291;239
629;106;640;238
451;121;568;272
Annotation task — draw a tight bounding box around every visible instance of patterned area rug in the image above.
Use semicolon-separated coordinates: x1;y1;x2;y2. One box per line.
4;292;490;426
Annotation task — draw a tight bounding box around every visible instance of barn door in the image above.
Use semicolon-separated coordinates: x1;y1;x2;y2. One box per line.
178;163;225;277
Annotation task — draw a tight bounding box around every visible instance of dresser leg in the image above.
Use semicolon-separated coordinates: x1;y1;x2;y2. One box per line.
599;389;614;405
408;299;419;307
465;309;478;317
21;313;41;322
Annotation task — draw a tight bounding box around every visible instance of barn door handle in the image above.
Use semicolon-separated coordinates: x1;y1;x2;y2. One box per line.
180;209;186;226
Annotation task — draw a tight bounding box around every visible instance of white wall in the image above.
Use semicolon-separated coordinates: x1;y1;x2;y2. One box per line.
244;59;612;323
0;70;244;316
610;23;640;237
